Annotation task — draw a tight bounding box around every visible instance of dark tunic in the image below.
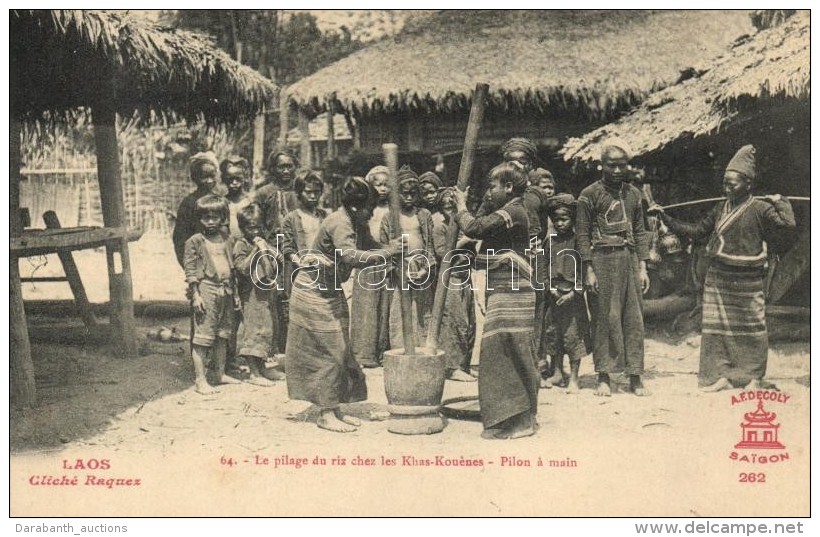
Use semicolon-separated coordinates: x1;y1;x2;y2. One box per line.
576;180;649;375
664;196;795;386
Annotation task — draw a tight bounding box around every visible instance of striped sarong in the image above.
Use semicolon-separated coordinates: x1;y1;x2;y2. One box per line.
478;280;539;430
285;272;367;407
699;262;767;387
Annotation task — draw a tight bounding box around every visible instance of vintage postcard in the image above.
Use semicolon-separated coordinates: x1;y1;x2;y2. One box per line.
8;8;811;519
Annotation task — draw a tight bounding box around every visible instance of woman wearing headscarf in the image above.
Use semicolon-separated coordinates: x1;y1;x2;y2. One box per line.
285;177;402;432
650;145;795;391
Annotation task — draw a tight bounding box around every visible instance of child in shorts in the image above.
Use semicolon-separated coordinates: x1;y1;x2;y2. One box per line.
184;194;241;394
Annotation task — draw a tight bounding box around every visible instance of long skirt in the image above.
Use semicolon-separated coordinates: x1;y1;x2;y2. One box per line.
589;247;645;375
699;263;767;387
479;285;539;430
237;286;279;359
439;278;476;371
285;273;367;407
349;268;391;365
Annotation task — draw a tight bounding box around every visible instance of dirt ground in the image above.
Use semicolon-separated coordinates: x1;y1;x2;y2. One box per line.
10;235;811;517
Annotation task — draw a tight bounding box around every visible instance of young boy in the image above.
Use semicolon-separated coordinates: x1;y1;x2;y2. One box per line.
379;166;436;351
173;151;220;266
350;166;392;368
545;194;590;393
233;203;285;386
183;194;242;394
453;162;540;439
220;155;251;239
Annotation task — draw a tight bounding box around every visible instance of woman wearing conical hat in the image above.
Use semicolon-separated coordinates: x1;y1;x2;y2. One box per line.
649;145;796;392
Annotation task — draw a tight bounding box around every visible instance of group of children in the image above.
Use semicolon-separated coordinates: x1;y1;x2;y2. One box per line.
171;139;625;440
173;150;328;394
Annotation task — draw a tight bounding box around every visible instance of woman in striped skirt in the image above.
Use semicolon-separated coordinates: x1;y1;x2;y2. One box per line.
650;145;795;391
453;162;540;439
285;177;402;432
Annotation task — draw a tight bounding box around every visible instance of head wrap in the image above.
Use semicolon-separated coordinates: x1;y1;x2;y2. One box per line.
397;164;419;186
341;176;373;207
365;165;390;184
501;137;538;163
725;145;756;180
601;137;633;161
189;151;219;174
545;193;577;216
418;171;443;189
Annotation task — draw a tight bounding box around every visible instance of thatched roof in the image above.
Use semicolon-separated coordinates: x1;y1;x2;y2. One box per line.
10;10;277;122
287;10;753;119
561;11;810;162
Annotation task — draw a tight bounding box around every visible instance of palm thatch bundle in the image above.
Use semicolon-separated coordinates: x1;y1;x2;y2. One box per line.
287;10;753;119
10;10;277;123
561;11;809;162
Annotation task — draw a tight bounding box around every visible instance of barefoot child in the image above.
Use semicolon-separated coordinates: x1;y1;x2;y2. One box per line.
173;152;220;266
350;166;392;368
183;194;242;394
233;203;285;386
453;162;540;439
544;194;590;393
379;166;436;352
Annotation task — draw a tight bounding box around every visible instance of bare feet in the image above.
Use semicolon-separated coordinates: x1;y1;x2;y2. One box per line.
195;382;219;395
566;377;580;394
219;375;243;385
447;369;477;382
546;369;565;388
744;378;762;390
629;375;651;396
701;377;731;393
246;375;276;387
333;408;362;426
481;428;506;440
261;368;286;381
317;409;358;433
595;373;612;397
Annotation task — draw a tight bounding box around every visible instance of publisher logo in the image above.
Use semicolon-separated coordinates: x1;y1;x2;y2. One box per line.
729;391;790;464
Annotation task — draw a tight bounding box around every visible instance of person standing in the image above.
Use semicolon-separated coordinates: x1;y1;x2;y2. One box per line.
576;140;651;397
649;145;795;391
453;162;540;439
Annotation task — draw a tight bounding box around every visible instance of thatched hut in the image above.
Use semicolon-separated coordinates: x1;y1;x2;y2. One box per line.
10;10;276;407
286;10;753;179
562;10;810;309
561;10;809;197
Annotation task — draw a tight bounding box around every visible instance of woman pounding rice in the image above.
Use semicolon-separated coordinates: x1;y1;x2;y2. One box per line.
285;177;402;432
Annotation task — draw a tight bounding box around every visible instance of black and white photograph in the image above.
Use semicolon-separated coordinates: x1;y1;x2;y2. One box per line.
8;7;811;520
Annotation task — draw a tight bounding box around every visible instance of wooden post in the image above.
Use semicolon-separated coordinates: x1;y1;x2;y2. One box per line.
426;83;489;350
326;100;336;160
384;143;416;356
298;108;312;168
253;112;266;178
10;116;37;408
278;87;290;148
43;211;97;328
343;111;360;151
93;85;137;358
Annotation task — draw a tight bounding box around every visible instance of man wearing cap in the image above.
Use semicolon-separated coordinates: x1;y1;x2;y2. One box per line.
576;140;651;397
649;145;795;392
